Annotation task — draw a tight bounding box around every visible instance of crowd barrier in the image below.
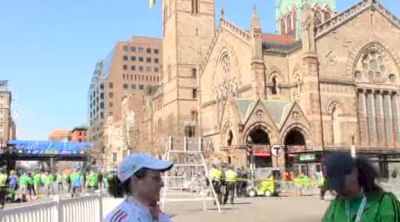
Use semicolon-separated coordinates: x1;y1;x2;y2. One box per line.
0;194;123;222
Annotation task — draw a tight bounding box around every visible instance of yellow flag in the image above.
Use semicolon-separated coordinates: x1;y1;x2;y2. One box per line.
149;0;156;8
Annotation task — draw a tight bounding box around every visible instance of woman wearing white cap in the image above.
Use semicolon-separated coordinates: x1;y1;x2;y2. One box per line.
104;153;173;222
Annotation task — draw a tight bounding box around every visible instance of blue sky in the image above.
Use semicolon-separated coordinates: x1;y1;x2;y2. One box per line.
0;0;398;140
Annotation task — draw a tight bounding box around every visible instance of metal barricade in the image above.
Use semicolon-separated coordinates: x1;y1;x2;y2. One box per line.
0;194;105;222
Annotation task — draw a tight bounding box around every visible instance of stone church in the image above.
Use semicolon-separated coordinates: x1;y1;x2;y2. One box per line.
145;0;400;174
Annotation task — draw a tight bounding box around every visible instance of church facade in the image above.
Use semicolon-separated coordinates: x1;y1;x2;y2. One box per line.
145;0;400;174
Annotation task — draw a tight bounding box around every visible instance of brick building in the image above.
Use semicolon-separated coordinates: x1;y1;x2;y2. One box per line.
0;80;16;149
143;0;400;176
88;36;162;162
70;127;88;142
48;129;70;142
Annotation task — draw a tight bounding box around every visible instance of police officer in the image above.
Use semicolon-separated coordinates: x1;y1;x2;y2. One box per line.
224;166;237;205
0;168;8;210
208;164;223;205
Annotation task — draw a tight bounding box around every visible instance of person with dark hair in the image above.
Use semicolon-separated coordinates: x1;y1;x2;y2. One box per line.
104;153;173;222
323;152;400;222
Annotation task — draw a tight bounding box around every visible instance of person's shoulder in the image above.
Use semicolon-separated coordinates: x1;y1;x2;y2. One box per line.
104;200;142;222
104;203;131;222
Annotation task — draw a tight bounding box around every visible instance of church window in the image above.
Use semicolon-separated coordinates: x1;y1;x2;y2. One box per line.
280;19;286;35
272;76;278;95
330;103;341;145
286;15;292;33
227;130;233;146
292;10;297;34
192;0;199;15
314;10;322;26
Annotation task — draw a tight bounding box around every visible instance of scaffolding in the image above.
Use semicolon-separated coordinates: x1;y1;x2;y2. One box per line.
160;137;221;212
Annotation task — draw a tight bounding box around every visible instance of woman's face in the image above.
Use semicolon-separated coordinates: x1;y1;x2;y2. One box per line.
132;170;164;205
339;168;362;200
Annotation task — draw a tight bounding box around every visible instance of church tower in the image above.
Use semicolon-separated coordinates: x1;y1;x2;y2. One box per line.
161;0;215;137
276;0;336;39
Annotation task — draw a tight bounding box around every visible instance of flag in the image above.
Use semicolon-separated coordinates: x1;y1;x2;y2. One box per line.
149;0;156;8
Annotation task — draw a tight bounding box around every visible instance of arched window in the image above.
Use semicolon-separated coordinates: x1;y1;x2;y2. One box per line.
324;10;331;21
227;130;233;146
330;102;342;145
286;15;292;33
314;10;322;26
272;76;278;95
292;10;297;35
280;19;286;35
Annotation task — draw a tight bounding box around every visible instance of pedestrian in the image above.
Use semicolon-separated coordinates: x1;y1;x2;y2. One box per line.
70;170;82;197
56;172;64;193
323;152;400;222
43;171;54;196
104;153;173;222
224;166;237;205
66;172;71;193
18;172;30;201
208;164;223;205
33;171;41;196
8;170;18;194
98;170;104;191
0;168;8;210
293;173;304;196
26;172;35;198
87;169;99;194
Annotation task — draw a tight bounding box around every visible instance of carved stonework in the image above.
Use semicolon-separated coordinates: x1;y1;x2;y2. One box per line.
353;44;399;84
326;51;337;65
221;53;231;75
292;111;299;120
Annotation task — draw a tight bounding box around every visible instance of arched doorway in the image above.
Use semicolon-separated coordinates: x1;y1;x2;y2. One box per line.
247;127;272;168
284;129;306;170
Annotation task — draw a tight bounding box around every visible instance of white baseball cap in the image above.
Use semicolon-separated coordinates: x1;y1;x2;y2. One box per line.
117;153;173;182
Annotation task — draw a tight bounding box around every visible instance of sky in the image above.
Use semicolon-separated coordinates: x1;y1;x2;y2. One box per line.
0;0;399;140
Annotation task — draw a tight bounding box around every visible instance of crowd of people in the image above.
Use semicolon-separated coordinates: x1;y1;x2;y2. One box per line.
207;164;327;206
0;166;115;210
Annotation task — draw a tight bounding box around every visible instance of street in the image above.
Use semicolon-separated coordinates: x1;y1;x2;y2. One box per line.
165;196;330;222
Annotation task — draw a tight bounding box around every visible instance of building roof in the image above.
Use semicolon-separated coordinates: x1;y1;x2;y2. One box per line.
261;33;296;45
49;130;70;136
71;127;88;132
235;99;294;128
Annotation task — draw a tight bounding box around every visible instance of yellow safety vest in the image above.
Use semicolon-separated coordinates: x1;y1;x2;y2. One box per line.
209;168;222;180
0;173;7;187
225;170;237;182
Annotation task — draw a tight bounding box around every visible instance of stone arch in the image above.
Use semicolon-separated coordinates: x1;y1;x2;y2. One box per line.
242;122;274;145
281;123;311;146
348;41;400;80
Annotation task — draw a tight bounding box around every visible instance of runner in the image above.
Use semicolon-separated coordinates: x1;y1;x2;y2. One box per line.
104;153;173;222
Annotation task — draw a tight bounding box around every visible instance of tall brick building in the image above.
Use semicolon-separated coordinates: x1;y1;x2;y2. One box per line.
0;81;16;149
144;0;400;176
88;36;162;161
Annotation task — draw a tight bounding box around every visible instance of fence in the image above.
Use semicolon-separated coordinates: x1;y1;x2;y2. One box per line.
0;194;123;222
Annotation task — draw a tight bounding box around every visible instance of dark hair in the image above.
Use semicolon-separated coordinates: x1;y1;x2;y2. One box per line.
107;168;148;198
355;157;382;194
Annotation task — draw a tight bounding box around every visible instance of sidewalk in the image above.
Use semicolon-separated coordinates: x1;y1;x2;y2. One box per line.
165;196;330;222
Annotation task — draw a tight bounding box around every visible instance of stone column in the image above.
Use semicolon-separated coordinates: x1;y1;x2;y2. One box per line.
358;90;369;145
383;93;394;146
366;91;377;145
391;93;400;144
375;92;385;145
